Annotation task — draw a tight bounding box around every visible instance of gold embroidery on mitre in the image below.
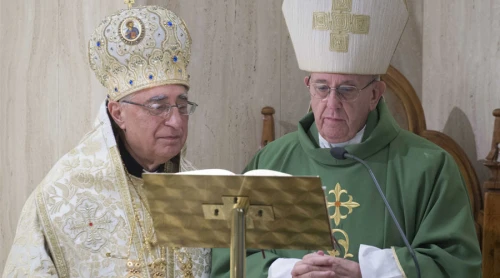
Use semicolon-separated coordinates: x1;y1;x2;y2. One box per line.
327;183;360;226
124;0;135;9
327;229;354;259
88;6;192;101
119;17;145;45
312;0;370;52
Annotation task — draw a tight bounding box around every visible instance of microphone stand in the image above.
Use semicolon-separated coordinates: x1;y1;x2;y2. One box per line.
331;147;421;278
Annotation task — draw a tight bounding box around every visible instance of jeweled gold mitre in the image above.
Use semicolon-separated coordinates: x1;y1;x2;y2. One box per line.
89;6;191;101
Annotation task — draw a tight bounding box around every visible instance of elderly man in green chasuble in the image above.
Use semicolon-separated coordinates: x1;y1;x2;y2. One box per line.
211;0;482;277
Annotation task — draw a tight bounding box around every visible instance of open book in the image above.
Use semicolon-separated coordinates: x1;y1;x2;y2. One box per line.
177;168;291;177
177;169;326;192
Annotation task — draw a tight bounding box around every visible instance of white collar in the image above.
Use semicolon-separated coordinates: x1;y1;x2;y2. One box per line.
318;125;366;149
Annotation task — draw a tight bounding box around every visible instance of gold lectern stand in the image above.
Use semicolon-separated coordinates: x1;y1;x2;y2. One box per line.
143;174;334;278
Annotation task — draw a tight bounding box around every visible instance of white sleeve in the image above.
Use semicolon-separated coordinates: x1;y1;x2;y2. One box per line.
358;244;405;278
2;192;58;278
267;258;301;278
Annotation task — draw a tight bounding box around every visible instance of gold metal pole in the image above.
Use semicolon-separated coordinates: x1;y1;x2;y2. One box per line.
230;208;246;278
230;197;249;278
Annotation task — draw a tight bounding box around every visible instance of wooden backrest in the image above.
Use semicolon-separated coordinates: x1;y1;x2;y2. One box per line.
381;66;483;238
482;109;500;277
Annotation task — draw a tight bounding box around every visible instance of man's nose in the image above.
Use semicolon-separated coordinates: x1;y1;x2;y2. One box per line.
164;107;184;127
326;91;343;109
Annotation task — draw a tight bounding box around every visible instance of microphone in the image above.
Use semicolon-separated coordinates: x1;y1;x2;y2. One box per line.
330;147;421;278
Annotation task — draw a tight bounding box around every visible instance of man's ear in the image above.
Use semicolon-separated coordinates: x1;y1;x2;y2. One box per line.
369;81;386;111
107;101;126;130
304;75;311;87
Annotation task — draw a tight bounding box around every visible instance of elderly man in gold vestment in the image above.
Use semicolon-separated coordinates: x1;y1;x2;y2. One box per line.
3;4;211;278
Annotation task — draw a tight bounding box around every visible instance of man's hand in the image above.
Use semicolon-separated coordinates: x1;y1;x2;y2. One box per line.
291;251;362;278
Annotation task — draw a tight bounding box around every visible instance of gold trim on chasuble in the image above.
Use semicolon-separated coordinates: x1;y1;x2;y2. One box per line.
126;172;169;278
110;145;151;276
326;183;360;258
313;0;370;52
391;247;408;278
114;146;193;278
36;186;70;278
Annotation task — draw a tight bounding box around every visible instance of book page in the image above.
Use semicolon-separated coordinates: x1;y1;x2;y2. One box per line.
176;169;235;175
177;169;292;177
243;169;291;177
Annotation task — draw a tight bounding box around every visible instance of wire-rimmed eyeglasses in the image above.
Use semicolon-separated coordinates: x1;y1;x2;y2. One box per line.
120;99;198;117
307;78;378;102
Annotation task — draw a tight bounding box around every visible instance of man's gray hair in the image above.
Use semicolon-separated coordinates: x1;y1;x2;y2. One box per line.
119;92;136;103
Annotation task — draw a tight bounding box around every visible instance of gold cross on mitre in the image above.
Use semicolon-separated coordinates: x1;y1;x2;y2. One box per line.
312;0;370;53
124;0;135;9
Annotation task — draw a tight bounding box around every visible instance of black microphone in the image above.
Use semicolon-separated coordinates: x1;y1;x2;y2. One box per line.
330;147;421;278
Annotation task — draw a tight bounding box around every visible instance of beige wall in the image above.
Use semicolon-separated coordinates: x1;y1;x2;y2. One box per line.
0;0;123;270
422;0;500;183
141;0;425;173
0;0;498;272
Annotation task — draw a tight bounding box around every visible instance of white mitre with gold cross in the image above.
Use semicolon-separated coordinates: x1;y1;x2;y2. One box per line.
282;0;409;75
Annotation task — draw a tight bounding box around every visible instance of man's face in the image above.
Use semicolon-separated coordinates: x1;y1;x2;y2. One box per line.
306;73;385;143
115;84;189;165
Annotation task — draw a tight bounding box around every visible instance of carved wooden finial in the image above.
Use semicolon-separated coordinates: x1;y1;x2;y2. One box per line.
261;106;275;116
493;108;500;117
260;106;276;148
484;108;500;192
486;109;500;162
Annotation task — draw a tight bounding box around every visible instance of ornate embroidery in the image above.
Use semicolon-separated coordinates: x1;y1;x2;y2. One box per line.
110;146;149;275
36;186;70;277
313;0;370;52
126;260;145;278
3;193;59;277
184;248;211;277
326;183;359;259
168;246;175;278
81;139;103;156
60;157;81;172
69;170;113;193
327;229;354;259
88;6;192;101
46;182;77;214
174;247;193;278
327;183;360;226
63;199;119;252
6;104;210;277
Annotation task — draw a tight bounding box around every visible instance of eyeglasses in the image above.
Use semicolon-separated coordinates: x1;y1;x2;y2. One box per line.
308;78;378;102
121;99;198;117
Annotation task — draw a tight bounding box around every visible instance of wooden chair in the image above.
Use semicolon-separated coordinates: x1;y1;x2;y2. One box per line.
482;109;500;277
260;65;500;277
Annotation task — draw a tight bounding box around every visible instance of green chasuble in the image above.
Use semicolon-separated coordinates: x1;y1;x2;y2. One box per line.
211;101;482;278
